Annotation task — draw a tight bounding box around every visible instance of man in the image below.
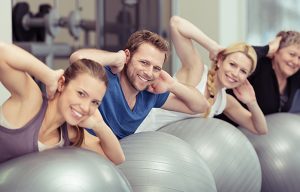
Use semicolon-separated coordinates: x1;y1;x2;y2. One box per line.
70;30;209;139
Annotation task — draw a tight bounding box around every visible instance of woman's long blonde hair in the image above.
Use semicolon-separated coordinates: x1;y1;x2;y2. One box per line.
205;42;257;117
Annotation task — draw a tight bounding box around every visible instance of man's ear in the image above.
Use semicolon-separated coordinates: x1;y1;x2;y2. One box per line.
124;49;131;64
57;76;66;92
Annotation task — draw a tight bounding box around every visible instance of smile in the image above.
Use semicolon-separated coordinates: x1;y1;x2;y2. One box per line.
138;75;151;82
71;107;83;118
286;62;297;69
226;74;237;83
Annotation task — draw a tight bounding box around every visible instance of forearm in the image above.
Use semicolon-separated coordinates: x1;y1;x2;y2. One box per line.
171;16;219;53
70;49;124;67
246;101;268;135
0;42;55;85
92;122;125;165
169;81;209;113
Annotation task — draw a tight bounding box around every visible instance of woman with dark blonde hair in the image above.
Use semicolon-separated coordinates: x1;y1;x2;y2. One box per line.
0;42;124;164
249;31;300;114
136;16;267;135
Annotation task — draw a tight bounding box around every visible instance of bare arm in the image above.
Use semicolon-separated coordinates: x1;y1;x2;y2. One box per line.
70;49;126;74
223;81;268;135
148;70;209;114
0;42;62;99
170;16;222;86
0;42;63;127
80;110;125;165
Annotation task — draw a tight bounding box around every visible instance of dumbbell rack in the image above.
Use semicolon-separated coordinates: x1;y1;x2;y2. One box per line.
12;0;96;68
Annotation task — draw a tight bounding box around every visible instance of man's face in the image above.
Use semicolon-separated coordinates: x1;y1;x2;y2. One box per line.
124;43;166;91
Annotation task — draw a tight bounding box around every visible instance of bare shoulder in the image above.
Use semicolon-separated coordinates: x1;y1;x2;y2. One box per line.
1;90;43;128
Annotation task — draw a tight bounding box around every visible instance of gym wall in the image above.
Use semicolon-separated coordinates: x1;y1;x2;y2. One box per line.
0;0;12;105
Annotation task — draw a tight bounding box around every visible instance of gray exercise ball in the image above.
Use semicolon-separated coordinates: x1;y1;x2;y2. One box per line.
118;131;217;192
0;147;132;192
159;117;262;192
240;113;300;192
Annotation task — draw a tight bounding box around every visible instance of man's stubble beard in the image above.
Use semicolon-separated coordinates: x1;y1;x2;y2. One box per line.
123;64;149;92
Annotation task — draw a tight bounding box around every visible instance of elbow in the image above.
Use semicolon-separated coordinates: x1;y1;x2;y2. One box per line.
194;100;210;114
169;15;182;30
112;153;126;165
253;126;268;135
189;101;210;115
70;50;84;64
257;129;268;135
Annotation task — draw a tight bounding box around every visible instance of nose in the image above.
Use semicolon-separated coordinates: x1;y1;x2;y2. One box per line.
80;100;91;114
231;68;239;77
143;67;154;79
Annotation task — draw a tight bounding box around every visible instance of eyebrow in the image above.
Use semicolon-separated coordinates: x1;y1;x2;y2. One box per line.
229;59;250;72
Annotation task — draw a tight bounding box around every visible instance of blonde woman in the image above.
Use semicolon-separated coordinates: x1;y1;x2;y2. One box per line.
136;16;267;135
250;31;300;114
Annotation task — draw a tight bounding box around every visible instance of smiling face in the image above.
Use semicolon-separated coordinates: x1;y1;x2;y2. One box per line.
273;44;300;78
123;43;165;92
58;73;106;126
217;52;252;89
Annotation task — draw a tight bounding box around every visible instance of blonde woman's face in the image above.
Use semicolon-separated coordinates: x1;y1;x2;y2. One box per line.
273;44;300;77
217;52;252;89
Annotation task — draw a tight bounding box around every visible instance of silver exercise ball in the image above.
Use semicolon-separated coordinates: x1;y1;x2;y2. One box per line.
0;147;132;192
240;113;300;192
159;117;262;192
118;131;217;192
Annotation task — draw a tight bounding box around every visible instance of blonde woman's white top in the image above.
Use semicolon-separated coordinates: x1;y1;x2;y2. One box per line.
135;65;227;133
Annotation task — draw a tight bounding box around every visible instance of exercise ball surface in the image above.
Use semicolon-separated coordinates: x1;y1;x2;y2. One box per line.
0;147;132;192
118;131;217;192
159;117;262;192
241;113;300;192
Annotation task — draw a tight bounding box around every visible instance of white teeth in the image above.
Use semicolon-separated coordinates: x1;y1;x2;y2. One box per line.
72;109;82;118
226;75;236;83
138;75;149;82
287;62;294;68
287;63;298;70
